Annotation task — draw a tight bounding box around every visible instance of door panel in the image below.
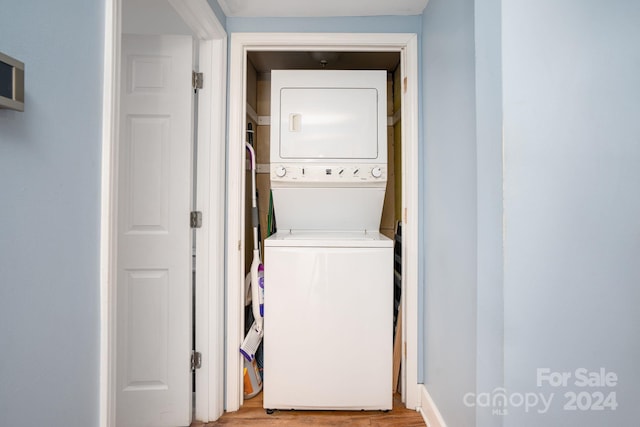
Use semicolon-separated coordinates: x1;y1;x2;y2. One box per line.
126;115;170;233
123;269;169;392
117;34;193;427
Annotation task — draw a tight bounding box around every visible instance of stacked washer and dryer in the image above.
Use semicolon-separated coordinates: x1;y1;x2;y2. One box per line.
263;70;393;411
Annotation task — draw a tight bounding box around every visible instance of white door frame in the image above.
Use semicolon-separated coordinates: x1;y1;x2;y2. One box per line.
100;1;227;425
226;32;420;412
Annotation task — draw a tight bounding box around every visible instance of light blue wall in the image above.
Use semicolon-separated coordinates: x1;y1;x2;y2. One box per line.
421;0;478;426
207;0;227;30
423;1;640;425
0;0;103;426
226;15;421;34
502;1;640;426
473;0;504;426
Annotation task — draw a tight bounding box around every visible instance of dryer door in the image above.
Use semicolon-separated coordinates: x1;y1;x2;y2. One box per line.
279;87;379;160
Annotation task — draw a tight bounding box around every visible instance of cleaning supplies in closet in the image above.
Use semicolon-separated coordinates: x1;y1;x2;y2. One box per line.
239;128;265;399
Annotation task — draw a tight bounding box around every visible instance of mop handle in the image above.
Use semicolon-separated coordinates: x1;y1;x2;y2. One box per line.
245;142;259;232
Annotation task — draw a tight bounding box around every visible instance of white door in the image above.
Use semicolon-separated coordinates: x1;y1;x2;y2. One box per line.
116;34;193;427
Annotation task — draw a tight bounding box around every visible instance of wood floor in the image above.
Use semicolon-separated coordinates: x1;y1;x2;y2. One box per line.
193;392;425;427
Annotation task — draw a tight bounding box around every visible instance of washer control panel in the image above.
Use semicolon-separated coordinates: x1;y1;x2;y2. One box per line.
270;163;387;184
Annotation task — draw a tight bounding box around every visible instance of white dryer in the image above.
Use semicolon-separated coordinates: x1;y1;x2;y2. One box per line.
264;70;393;411
268;69;388;232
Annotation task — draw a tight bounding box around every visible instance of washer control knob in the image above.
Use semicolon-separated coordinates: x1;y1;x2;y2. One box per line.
371;167;383;178
275;166;287;177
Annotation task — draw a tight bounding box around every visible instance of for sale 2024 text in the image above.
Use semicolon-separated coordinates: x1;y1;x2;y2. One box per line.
537;368;618;412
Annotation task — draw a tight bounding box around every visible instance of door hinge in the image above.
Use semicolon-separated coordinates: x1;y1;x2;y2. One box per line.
190;211;202;228
191;351;202;371
192;71;203;90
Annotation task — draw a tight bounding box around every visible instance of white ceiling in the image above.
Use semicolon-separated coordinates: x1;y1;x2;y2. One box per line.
217;0;429;18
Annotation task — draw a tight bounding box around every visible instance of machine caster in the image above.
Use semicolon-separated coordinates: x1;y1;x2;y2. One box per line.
266;408;275;415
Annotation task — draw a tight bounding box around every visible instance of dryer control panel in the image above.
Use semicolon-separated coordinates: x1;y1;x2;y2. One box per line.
270;163;387;186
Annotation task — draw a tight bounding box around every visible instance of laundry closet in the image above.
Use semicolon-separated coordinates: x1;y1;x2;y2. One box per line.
242;51;404;409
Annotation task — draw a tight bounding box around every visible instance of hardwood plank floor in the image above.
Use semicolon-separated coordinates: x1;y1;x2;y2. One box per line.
194;392;425;426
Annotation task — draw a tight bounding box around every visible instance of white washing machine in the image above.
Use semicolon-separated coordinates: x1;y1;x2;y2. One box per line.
263;70;393;410
263;231;392;410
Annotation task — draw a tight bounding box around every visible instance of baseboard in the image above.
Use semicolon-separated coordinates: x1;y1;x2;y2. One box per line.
418;385;447;427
